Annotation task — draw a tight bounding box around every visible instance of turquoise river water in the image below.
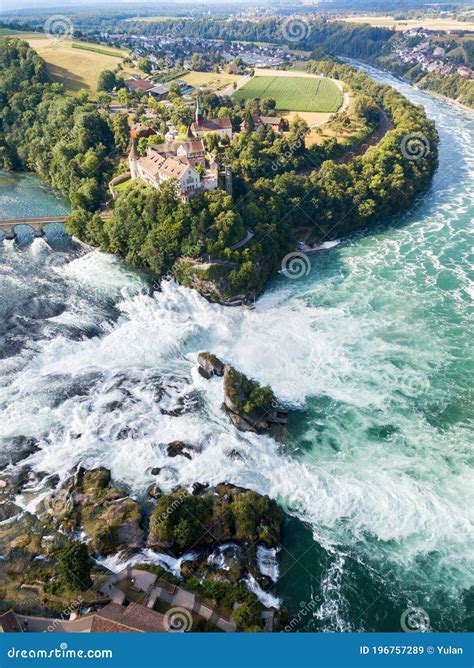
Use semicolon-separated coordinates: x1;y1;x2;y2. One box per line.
0;66;472;632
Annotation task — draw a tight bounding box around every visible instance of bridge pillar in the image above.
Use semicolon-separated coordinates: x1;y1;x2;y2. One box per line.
3;228;15;241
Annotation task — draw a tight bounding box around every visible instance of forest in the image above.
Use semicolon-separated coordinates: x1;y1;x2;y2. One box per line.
0;38;438;302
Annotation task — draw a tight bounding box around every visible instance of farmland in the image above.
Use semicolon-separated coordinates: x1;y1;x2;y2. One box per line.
337;16;474;32
232;75;343;112
181;70;241;93
0;32;127;95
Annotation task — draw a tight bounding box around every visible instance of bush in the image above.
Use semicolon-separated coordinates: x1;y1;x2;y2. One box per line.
232;602;262;630
57;541;92;592
149;492;213;549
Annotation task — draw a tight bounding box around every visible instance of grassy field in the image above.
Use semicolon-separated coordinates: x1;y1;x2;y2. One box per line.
232;75;343;112
181;71;241;92
338;16;474;31
0;32;127;95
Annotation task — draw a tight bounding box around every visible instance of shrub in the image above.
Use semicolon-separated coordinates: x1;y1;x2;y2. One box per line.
232;602;262;630
57;541;92;592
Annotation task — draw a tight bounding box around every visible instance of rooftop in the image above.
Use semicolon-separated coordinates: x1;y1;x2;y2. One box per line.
125;78;153;91
191;117;232;133
0;611;23;633
93;602;166;633
152;139;205;155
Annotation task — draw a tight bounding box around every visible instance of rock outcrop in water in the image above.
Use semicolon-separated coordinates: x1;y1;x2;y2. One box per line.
42;467;144;555
198;353;288;432
1;466;285;626
197;352;225;379
147;482;282;554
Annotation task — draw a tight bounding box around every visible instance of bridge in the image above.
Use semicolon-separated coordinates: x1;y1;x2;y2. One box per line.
0;216;68;240
0;213;110;240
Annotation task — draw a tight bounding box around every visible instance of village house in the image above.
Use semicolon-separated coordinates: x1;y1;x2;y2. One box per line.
124;77;154;93
90;603;166;633
189;100;233;140
148;83;170;100
151;139;207;168
240;114;285;133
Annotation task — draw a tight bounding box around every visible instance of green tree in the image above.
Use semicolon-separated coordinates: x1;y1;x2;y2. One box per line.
96;92;111;110
97;69;117;92
138;57;152;74
169;81;181;97
57;541;92;591
117;87;130;107
111;111;130;153
232;602;261;630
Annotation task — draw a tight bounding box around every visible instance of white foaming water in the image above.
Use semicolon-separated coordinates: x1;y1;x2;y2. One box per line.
1;66;473;630
97;548;200;578
257;546;280;583
5;276;471;577
244;574;281;610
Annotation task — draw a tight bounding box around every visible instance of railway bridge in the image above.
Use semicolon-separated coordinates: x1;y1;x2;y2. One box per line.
0;213;110;240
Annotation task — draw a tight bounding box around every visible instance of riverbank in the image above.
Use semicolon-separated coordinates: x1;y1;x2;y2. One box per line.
1;39;439;307
1;56;471;632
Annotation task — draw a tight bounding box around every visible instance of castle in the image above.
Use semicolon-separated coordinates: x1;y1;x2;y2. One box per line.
128;101;233;197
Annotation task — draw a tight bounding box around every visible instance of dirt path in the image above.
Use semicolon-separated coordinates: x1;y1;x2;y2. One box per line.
219;75;251;97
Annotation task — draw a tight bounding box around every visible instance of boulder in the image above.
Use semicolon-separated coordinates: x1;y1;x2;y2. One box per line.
166;441;192;460
41;467;144;556
222;364;288;433
147;484;162;500
147;483;282;553
192;482;208;496
198;352;224;379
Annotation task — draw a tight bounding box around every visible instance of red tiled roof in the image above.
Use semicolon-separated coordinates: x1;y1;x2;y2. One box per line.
90;617;139;633
160;157;192;179
191;117;232;133
125;79;153;91
94;603;166;633
177;140;205;154
130;122;157;138
0;611;23;632
259;116;283;125
152;140;205;155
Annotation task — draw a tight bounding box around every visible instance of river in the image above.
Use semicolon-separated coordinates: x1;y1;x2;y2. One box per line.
0;67;472;632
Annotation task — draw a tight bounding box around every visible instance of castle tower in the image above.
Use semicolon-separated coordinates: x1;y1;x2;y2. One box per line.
128;137;139;179
195;97;203;125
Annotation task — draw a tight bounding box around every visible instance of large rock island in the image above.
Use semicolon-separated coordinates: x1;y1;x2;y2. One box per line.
198;352;288;432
